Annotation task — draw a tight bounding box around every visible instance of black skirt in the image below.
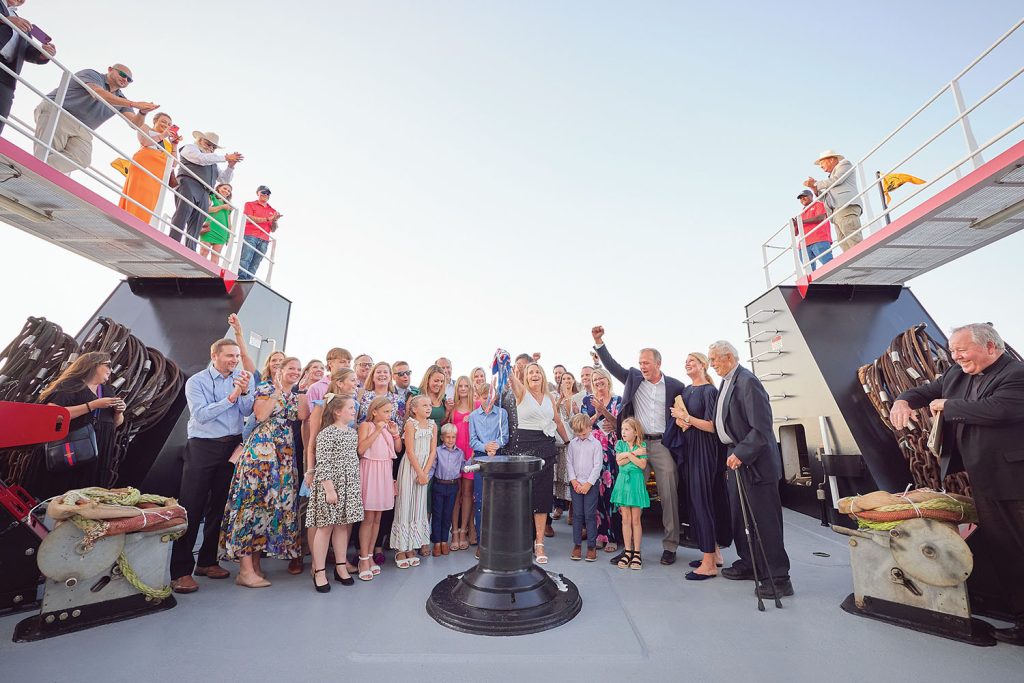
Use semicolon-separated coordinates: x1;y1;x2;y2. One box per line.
510;428;557;514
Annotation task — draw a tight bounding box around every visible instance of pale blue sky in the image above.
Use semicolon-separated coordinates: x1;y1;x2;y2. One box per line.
1;2;1022;381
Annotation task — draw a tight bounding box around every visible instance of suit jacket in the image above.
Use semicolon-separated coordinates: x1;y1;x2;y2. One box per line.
814;158;862;213
716;365;782;484
897;353;1024;500
0;6;47;93
594;344;685;452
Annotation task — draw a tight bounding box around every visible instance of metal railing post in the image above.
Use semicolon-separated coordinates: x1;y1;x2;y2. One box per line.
950;77;985;170
266;233;278;285
38;71;70;163
856;161;874;229
790;215;805;278
228;206;244;276
151;160;175;229
762;243;771;289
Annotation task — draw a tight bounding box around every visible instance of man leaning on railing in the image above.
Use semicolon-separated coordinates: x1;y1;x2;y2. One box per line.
239;184;280;279
170;130;242;250
32;63;158;173
0;0;56;134
804;149;862;251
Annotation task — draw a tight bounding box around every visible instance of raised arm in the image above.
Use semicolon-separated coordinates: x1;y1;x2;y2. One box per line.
592;326;628;384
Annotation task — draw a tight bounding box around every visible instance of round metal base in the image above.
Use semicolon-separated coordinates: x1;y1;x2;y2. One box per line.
426;567;582;636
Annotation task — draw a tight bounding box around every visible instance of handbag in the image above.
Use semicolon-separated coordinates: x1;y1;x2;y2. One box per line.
45;423;99;471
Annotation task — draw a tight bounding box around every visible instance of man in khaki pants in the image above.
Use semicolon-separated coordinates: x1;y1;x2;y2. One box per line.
33;63;157;173
592;325;686;566
805;149;863;250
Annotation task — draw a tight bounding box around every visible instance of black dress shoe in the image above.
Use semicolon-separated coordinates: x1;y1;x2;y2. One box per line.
755;579;794;598
721;566;755;581
609;551;626;565
660;550;676;566
334;564;355;586
685;571;716;581
992;622;1024;646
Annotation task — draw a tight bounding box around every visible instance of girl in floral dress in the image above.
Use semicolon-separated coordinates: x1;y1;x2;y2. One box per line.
580;368;623;554
221;358;303;588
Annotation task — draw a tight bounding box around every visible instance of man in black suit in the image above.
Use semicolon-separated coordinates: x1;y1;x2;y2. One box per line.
592;325;685;566
891;323;1024;645
709;340;793;598
0;1;55;134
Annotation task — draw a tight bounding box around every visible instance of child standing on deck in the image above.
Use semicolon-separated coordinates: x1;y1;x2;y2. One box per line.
449;375;475;550
392;395;435;568
356;396;400;581
611;417;649;570
307;394;364;592
468;383;509;557
431;424;464;556
566;413;603;562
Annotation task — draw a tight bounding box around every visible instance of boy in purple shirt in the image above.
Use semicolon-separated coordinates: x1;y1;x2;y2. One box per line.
566;413;603;561
431;423;464;556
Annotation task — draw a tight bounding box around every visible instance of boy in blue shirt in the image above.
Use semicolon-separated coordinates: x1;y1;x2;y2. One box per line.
431;423;465;556
468;383;509;555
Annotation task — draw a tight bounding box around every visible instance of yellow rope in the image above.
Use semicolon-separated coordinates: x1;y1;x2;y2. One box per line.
116;552;171;599
854;496;976;530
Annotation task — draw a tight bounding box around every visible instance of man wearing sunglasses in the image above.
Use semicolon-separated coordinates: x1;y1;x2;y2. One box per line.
33;63;158;173
392;361;416;403
0;0;57;135
239;185;281;279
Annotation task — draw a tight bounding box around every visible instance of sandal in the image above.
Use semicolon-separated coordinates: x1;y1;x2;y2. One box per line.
630;551;643;571
617;550;633;569
357;555;374;581
534;542;548;565
604;542;618;553
459;529;470;551
409;554;421;567
395;554;411;569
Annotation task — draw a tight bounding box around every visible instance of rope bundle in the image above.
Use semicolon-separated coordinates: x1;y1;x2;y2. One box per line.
0;316;183;489
838;488;977;531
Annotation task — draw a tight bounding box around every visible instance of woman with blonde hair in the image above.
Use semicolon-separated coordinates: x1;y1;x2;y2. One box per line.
117;111;181;225
671;352;731;580
416;364;449;437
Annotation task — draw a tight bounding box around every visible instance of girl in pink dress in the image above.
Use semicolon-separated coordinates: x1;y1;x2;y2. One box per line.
356;396;400;581
449;376;475;550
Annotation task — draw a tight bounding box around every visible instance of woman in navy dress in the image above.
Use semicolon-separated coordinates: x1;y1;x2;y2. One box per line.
673;352;731;580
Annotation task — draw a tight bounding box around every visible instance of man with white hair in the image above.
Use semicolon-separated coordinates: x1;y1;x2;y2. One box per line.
592;325;686;566
708;340;793;599
804;149;862;250
891;323;1024;645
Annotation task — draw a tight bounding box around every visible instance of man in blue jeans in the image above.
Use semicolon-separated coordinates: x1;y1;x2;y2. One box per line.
468;383;508;557
239;185;281;279
794;189;833;272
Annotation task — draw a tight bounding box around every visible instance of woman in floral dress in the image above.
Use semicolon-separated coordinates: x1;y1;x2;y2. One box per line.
221;357;303;588
580;368;623;554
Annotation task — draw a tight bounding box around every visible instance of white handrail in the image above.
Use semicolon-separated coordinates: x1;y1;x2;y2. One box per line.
0;15;279;282
762;18;1024;286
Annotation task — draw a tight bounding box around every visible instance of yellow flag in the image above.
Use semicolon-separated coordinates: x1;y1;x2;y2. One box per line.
110;158;131;178
882;172;926;204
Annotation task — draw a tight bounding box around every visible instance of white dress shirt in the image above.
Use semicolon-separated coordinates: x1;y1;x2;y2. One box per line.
715;366;739;445
634;374;666;435
178;144;235;184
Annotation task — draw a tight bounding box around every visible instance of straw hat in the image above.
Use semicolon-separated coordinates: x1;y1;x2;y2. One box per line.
814;149;843;164
192;131;222;148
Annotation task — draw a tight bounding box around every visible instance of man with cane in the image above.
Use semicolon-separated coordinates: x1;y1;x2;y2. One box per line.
708;341;793;601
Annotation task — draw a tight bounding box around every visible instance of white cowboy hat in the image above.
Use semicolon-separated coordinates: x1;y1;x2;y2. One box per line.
192;130;222;148
814;149;843;164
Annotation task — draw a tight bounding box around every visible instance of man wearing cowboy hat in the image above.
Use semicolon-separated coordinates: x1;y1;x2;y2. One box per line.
170;130;243;249
804;149;862;250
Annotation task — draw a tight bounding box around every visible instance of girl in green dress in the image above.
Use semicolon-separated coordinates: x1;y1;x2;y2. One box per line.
199;183;234;265
611;417;649;570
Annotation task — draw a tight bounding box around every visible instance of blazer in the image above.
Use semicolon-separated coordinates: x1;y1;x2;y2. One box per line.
0;5;48;85
716;365;783;484
814;158;862;213
897;353;1024;500
594;344;685;452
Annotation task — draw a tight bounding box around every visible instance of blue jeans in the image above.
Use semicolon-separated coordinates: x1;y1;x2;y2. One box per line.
430;481;459;543
571;486;599;548
802;241;833;271
239;236;268;279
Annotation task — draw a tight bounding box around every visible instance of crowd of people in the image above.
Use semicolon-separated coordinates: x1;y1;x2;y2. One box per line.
0;10;279;279
160;316;794;600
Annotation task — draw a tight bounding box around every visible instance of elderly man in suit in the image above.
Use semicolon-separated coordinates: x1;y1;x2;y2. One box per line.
0;0;56;134
804;149;862;250
709;340;793;599
592;325;685;566
891;323;1024;645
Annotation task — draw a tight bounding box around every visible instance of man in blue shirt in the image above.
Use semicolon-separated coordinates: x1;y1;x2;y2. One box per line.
170;338;254;594
469;383;509;554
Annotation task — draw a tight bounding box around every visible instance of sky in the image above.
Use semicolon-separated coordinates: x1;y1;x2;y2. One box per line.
1;2;1022;385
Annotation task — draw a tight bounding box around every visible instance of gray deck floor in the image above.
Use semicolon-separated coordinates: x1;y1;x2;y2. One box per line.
2;509;1022;682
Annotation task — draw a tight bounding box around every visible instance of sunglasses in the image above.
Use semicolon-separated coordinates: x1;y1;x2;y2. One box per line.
116;69;133;84
395;371;411;377
259;191;271;196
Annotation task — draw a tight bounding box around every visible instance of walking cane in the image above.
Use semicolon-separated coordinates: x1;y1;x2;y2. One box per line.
734;468;765;612
736;467;783;609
